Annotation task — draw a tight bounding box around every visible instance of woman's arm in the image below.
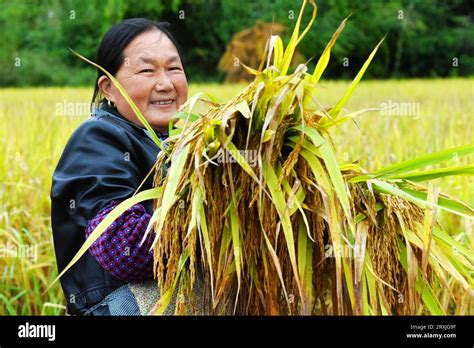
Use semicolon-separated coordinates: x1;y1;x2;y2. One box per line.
51;118;159;282
85;200;155;282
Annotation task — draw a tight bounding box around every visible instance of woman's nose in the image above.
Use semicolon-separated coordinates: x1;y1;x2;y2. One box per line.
154;72;174;92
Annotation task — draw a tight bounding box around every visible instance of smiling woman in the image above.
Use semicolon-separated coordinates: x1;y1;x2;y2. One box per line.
93;21;188;131
50;18;188;316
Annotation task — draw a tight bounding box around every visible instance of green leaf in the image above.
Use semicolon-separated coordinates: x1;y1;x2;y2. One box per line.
433;226;474;263
279;0;317;75
294;125;353;224
262;129;275;143
352;144;474;180
329;37;384;119
297;219;313;313
229;200;242;310
198;192;215;304
152;144;190;243
381;165;474;182
419;279;445;315
371;180;473;219
312;16;349;83
235;100;251;119
262;161;303;301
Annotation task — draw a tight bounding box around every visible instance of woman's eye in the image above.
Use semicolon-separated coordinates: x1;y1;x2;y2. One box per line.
139;69;154;73
169;66;181;71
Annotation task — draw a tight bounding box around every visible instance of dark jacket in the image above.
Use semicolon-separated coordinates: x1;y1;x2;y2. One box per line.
51;105;162;315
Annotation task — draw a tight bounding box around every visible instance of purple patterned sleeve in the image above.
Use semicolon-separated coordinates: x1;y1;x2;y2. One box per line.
85;200;155;282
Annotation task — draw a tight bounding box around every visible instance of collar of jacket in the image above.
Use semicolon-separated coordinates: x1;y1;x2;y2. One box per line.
92;105;169;142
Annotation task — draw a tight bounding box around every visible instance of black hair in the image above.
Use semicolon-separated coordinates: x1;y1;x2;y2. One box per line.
91;18;183;110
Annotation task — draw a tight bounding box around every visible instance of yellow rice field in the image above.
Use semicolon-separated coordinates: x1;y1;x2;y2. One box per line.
0;78;472;314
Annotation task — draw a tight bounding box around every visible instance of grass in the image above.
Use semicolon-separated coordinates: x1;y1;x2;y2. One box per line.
0;78;472;315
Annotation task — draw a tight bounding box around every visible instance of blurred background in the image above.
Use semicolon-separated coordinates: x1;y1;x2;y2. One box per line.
1;0;473;85
0;0;472;315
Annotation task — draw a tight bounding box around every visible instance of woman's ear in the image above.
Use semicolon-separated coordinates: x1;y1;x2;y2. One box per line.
98;75;115;103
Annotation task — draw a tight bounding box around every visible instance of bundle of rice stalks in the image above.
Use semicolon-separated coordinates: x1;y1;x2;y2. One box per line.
53;0;473;315
146;0;473;315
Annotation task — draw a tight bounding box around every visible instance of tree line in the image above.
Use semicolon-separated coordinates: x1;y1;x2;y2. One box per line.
1;0;472;86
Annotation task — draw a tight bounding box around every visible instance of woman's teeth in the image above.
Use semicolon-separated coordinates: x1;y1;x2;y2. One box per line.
151;100;174;105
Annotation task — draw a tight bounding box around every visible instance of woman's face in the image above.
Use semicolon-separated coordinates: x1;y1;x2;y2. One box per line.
99;29;188;132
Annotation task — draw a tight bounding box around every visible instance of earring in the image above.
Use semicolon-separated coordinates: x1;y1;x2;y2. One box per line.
107;99;115;108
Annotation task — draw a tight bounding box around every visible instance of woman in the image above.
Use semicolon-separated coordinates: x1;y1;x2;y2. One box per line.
51;18;187;316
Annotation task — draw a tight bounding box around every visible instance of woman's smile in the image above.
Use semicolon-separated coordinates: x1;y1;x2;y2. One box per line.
149;98;176;108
